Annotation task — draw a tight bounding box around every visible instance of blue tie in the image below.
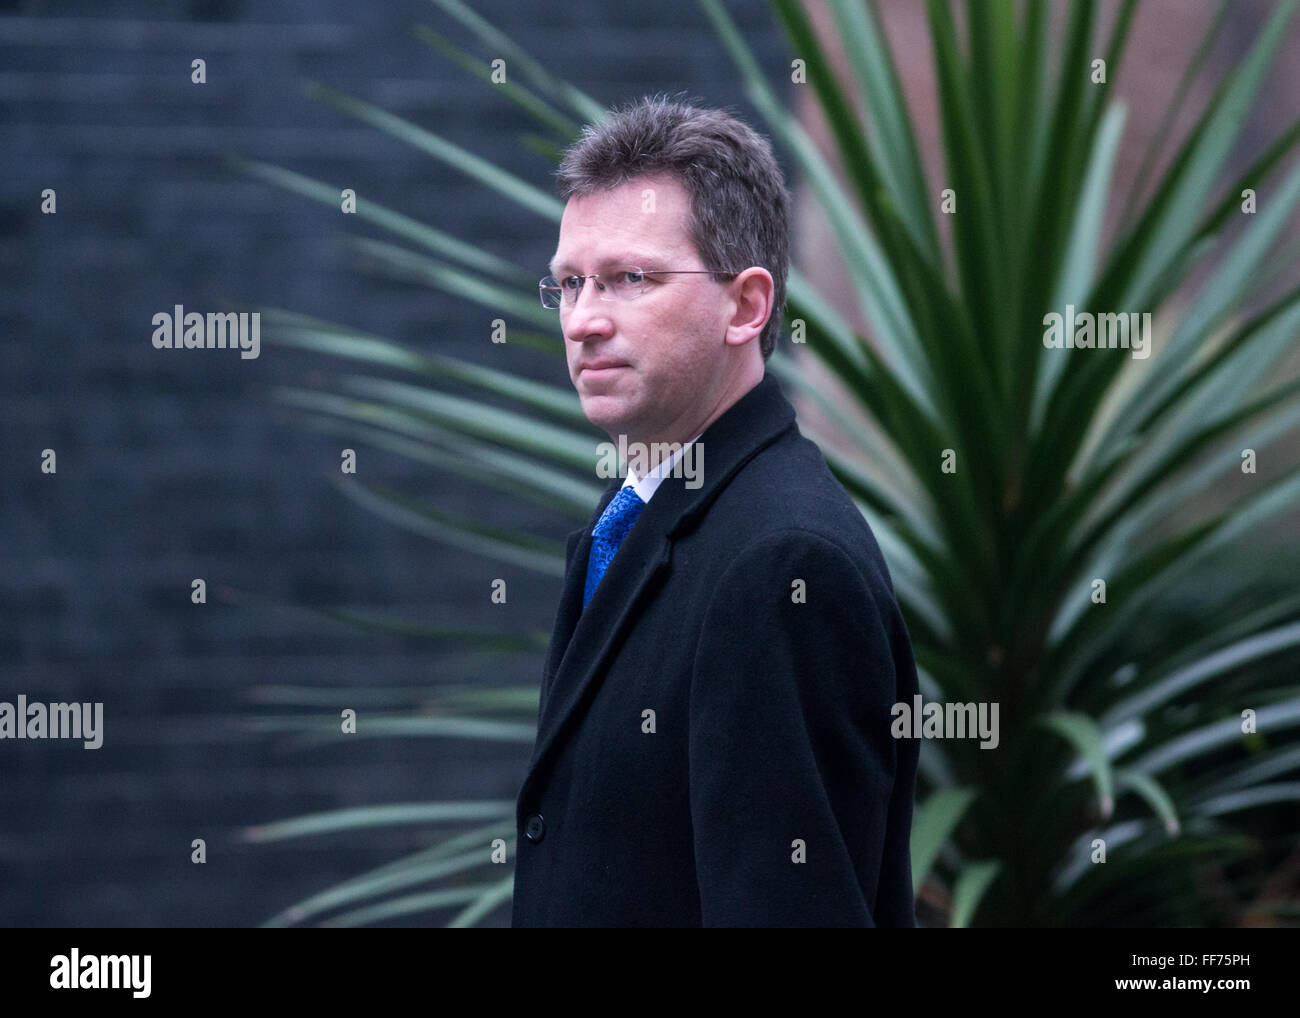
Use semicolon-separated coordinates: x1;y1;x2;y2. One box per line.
583;486;647;610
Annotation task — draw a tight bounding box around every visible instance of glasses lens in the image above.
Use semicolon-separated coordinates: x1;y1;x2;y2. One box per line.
610;268;644;301
541;267;647;308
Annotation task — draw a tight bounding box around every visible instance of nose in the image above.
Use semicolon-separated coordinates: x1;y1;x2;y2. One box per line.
562;277;615;342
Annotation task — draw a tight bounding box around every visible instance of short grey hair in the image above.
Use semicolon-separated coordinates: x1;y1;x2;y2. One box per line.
554;93;791;360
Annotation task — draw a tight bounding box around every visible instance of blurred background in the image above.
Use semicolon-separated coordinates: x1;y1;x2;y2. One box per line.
2;0;1297;927
2;0;796;928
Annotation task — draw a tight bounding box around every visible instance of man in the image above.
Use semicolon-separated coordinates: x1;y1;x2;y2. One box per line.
512;95;919;927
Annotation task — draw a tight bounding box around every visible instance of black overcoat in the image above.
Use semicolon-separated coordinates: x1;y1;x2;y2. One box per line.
511;371;920;927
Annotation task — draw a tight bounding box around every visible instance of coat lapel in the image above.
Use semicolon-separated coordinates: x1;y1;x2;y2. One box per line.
521;373;800;790
538;484;619;715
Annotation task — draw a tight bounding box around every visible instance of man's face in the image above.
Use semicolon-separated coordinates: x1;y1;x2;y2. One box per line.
549;174;735;448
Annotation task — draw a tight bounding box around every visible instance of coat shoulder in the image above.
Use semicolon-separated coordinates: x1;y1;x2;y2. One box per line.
697;427;896;596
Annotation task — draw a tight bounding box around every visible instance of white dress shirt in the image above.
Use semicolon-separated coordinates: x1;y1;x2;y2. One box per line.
622;432;703;504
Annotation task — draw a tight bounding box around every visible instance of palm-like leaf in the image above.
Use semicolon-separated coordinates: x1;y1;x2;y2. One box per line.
238;0;1300;926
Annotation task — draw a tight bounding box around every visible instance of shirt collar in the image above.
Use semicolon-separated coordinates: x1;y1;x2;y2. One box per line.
624;432;704;503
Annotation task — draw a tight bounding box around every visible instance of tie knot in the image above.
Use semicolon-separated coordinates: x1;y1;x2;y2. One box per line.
593;486;646;542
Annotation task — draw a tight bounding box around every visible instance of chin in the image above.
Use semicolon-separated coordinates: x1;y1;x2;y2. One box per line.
579;397;629;434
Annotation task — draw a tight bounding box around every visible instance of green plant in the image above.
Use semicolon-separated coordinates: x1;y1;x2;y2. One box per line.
233;0;1300;926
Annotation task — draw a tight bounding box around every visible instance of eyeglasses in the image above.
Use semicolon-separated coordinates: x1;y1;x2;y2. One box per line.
538;266;737;310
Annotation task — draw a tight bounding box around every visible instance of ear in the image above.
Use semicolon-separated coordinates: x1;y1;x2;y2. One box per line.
723;267;774;348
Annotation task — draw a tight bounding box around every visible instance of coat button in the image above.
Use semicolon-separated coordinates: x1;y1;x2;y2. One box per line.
524;813;546;842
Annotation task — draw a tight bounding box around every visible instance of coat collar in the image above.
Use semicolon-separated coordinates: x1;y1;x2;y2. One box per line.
522;371;799;793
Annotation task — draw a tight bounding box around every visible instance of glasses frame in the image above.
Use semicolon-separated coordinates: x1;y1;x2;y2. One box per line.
539;265;739;310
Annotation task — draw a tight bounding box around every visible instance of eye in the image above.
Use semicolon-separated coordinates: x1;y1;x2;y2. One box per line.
621;270;645;285
561;275;583;290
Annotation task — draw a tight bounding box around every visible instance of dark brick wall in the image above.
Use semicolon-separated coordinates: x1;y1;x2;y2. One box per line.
0;0;794;926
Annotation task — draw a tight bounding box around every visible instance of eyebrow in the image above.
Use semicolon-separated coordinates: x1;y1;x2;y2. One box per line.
548;253;656;276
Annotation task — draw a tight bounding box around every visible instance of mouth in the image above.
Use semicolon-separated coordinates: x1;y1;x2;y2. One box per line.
579;361;629;378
